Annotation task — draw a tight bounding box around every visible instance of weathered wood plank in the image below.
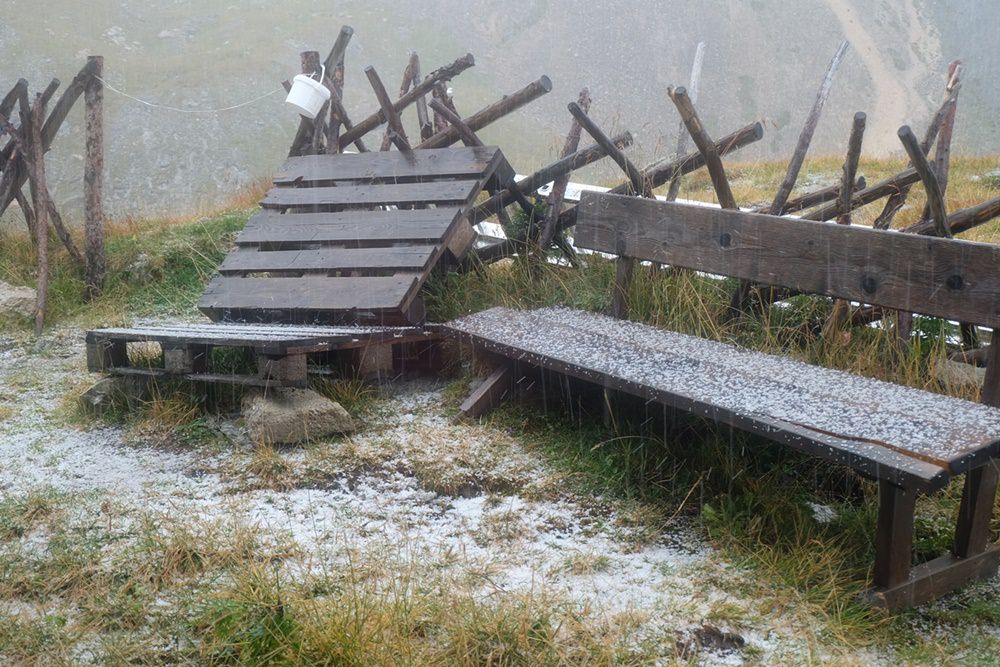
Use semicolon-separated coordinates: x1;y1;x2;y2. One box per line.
261;180;481;209
273;146;502;185
445;306;965;492
198;275;420;313
218;246;438;274
576;193;1000;327
236;209;461;246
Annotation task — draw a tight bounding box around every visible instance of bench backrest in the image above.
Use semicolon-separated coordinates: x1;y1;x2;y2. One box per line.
575;191;1000;328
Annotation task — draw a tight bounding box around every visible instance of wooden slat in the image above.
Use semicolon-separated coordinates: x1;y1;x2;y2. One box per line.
107;366;304;388
198;275;420;313
236;209;461;246
273;146;503;185
576;193;1000;327
219;246;438;274
261;180;481;209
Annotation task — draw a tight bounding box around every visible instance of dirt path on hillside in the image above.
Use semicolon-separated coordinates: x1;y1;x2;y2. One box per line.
823;0;941;153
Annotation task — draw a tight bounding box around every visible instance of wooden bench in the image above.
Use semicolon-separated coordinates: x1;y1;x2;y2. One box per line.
444;191;1000;609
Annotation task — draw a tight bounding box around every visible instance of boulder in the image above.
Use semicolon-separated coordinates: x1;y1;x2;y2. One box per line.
78;375;151;417
242;387;355;445
0;281;35;318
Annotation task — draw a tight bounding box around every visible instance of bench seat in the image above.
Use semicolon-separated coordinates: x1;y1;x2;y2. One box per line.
445;306;1000;494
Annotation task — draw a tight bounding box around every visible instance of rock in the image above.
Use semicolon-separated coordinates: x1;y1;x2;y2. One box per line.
78;375;151;417
0;281;35;318
933;359;986;393
242;388;355;445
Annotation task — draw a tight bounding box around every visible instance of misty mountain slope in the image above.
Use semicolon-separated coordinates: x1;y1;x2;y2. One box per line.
0;0;997;216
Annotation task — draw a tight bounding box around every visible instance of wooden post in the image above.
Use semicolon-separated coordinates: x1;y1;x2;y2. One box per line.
417;76;553;149
380;56;417;151
898;125;951;238
472;130;634;223
822;112;867;340
536;88;592;255
568;101;649;196
874;61;961;230
0;61;98;217
288;51;322;157
768;40;849;216
873;481;917;588
666;41;705;201
83;55;105;301
365;66;411;152
29;95;49;334
667;87;736;209
410;54;433;141
338;53;475;150
569;102;652;319
669;86;747;317
428;98;479;147
324;27;353;153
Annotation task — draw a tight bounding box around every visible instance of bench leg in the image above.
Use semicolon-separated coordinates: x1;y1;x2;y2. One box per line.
873;480;916;589
865;467;1000;610
456;363;513;422
954;460;999;558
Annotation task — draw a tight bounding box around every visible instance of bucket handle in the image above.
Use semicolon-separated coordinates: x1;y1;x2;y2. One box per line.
313;64;326;84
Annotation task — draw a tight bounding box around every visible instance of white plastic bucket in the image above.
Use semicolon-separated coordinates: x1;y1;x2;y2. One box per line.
285;65;331;119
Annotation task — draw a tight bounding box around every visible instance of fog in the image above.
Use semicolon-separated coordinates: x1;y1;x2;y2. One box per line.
1;0;998;217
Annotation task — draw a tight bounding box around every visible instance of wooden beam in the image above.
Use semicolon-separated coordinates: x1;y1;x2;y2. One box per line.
768;40;849;216
823;111;867;339
575;193;1000;327
472;130;634;223
667;86;736;209
338;53;475;150
666;41;706;201
803;167;921;221
537;88;591;252
569;101;649;197
84;55;105;300
380;56;417;151
417;76;553;149
898;125;951;238
365;66;411;152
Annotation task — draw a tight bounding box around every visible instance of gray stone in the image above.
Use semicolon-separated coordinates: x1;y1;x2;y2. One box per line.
0;281;35;318
78;375;152;417
241;387;355;445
